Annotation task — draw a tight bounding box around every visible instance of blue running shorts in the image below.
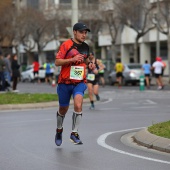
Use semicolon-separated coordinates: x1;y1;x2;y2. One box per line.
57;82;87;107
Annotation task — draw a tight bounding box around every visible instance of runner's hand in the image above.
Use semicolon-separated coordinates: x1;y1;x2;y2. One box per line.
89;62;96;70
93;68;98;74
71;54;84;63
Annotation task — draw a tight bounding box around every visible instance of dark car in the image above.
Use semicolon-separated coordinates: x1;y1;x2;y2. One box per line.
108;63;145;86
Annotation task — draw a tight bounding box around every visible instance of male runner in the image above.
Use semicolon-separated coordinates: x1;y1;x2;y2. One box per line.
55;22;95;146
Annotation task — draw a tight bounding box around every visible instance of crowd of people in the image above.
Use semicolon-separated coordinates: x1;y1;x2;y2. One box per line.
0;52;20;92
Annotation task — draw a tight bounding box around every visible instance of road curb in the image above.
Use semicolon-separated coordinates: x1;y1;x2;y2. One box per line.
133;128;170;153
0;99;90;110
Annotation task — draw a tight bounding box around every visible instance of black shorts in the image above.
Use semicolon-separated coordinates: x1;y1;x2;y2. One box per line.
87;79;99;85
116;72;123;78
33;71;39;76
99;73;104;78
145;74;150;77
155;73;161;78
45;73;51;78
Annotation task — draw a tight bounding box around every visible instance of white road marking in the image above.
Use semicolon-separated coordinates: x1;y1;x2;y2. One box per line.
97;127;170;165
101;98;112;104
145;100;157;105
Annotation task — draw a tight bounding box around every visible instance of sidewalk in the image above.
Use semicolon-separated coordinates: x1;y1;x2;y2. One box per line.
133;128;170;153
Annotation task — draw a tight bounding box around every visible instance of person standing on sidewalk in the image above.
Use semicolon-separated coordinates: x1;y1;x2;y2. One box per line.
142;60;151;89
11;54;20;92
54;22;94;146
0;52;6;91
3;53;12;86
152;57;164;90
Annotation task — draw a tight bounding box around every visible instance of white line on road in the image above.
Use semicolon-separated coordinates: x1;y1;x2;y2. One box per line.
97;127;170;165
101;98;113;104
146;100;157;105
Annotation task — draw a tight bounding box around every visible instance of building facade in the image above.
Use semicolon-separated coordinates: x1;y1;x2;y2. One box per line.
98;0;169;75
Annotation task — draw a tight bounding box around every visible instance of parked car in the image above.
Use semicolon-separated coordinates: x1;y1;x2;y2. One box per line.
108;63;145;86
21;65;46;82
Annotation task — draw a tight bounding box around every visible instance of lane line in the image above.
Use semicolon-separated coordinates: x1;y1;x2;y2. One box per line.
146;100;157;105
97;127;170;165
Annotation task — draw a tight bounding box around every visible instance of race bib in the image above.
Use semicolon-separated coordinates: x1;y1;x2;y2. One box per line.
70;66;84;80
87;73;95;81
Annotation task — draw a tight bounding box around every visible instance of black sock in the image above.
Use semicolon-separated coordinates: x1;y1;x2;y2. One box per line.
90;101;94;105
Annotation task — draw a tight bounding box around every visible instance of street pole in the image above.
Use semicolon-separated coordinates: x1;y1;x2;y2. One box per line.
156;0;160;57
71;0;78;37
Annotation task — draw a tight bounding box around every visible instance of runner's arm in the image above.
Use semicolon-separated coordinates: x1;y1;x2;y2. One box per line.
55;54;84;66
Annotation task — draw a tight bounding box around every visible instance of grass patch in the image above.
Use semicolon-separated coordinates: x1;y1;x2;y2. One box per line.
0;93;88;104
148;120;170;139
0;93;58;104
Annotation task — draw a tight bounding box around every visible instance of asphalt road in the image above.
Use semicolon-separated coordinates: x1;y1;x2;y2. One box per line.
0;82;170;170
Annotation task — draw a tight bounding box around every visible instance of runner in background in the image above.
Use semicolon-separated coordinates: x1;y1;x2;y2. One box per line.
87;52;105;109
115;58;124;88
98;59;105;87
152;57;164;90
43;60;52;84
32;59;40;83
142;60;151;89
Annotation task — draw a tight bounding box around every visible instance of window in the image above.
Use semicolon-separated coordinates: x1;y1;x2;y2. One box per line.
60;0;71;3
27;0;39;9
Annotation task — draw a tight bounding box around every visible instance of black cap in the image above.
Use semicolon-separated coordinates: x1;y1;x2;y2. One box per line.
73;22;90;32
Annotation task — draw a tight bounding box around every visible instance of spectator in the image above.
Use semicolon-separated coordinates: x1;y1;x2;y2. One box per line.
0;52;6;91
3;53;12;86
11;54;20;92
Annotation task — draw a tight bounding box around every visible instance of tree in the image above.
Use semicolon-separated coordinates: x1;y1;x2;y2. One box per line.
0;5;18;52
155;0;170;79
114;0;155;62
17;7;57;64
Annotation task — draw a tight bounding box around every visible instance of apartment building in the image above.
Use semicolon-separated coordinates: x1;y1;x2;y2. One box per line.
17;0;101;64
14;0;168;74
98;0;169;75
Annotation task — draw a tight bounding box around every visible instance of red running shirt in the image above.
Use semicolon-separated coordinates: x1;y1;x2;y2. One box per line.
56;39;89;84
33;61;39;72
